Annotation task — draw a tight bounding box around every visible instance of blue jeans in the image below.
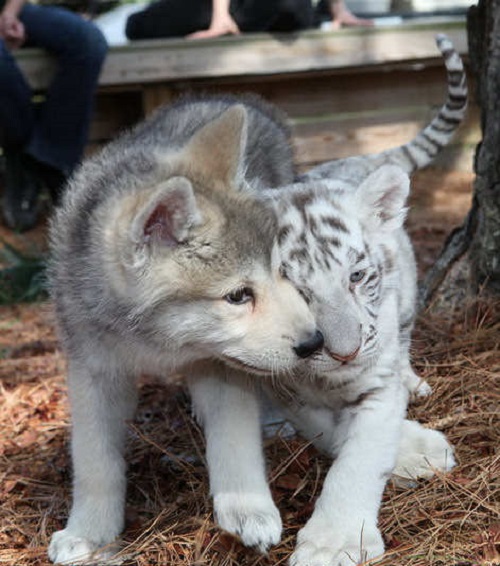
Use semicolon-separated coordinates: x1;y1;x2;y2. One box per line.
0;4;108;174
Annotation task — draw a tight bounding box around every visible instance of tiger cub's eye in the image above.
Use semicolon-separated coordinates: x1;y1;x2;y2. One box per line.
350;270;366;284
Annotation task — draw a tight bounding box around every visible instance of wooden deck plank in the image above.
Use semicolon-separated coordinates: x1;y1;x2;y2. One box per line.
13;18;475;172
14;21;467;90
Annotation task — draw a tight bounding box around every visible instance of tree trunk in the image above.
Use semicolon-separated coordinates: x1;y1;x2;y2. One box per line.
467;0;500;293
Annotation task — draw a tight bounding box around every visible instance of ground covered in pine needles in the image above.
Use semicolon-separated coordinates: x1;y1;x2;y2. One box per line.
0;169;498;566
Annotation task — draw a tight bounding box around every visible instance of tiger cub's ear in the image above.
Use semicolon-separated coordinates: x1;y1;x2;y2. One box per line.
355;165;410;233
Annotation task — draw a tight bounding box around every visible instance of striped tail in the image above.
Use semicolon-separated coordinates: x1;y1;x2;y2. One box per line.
300;34;468;184
388;33;468;172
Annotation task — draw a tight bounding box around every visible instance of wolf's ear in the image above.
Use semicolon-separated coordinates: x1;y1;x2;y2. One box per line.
132;177;202;246
355;165;410;233
183;105;247;186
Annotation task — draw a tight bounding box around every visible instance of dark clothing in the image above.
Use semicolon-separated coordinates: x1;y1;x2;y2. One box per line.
0;3;108;174
126;0;315;41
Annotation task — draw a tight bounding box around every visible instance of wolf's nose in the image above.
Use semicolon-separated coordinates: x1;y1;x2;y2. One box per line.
293;330;324;359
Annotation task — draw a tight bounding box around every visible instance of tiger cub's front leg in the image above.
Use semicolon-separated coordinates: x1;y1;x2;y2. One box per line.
290;378;407;566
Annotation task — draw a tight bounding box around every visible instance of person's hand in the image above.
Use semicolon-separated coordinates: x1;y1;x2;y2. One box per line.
0;11;26;49
186;11;240;40
330;1;373;29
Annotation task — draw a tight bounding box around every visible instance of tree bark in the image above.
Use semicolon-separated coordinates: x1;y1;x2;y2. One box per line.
467;0;500;293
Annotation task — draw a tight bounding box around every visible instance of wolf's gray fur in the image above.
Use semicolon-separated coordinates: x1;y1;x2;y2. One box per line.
47;94;320;564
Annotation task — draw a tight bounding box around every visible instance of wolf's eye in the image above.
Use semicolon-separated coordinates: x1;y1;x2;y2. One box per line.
225;287;254;305
350;270;366;283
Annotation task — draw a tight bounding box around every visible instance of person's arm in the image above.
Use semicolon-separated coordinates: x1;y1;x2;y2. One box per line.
187;0;240;39
328;0;373;28
0;0;27;49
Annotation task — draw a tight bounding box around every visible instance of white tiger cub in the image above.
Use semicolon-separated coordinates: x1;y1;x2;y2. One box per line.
254;36;467;558
258;165;455;566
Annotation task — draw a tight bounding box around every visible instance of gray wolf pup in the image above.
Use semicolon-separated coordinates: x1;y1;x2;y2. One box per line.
47;95;322;564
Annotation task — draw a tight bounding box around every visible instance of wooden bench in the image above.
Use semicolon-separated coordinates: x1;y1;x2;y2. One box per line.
14;18;477;171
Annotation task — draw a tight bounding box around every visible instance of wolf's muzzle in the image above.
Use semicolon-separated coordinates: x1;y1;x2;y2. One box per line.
293;330;324;359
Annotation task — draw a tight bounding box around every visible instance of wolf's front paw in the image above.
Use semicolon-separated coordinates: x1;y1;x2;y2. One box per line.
394;422;456;481
214;492;282;552
290;520;384;566
49;529;96;564
48;529;117;564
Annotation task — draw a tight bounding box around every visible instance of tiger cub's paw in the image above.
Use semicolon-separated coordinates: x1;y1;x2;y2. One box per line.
289;518;384;566
394;420;456;481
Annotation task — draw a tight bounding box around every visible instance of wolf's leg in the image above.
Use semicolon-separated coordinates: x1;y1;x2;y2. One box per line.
289;379;407;566
393;419;455;480
49;357;137;564
188;362;281;552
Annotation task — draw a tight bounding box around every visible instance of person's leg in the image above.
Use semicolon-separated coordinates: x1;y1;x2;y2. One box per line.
2;148;42;231
0;40;35;149
0;40;42;231
20;4;108;177
125;0;212;40
233;0;314;33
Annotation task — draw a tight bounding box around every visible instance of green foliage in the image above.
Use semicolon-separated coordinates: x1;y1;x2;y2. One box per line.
0;241;47;305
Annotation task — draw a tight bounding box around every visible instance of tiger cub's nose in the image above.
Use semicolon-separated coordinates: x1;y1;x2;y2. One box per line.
293;330;324;359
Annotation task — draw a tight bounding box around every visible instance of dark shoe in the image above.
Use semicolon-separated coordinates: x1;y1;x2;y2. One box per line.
2;150;42;232
34;159;67;205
